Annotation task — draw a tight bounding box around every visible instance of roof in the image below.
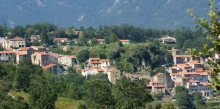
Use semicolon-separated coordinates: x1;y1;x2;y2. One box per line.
90;61;101;64
82;67;96;71
200;82;210;86
133;75;139;78
4;48;14;51
153;85;165;88
108;68;116;72
173;55;190;57
190;60;201;64
54;38;68;41
31;35;40;37
66;55;76;58
159;36;175;39
97;69;104;72
120;40;130;42
100;59;110;62
155;73;164;76
32;46;45;49
35;52;48;55
181;72;199;75
180;77;188;79
10;37;25;41
199;73;208;76
15;51;27;55
0;51;14;54
96;39;104;41
19;47;31;51
50;53;63;57
177;63;190;68
151;81;161;83
175;82;182;84
42;64;57;69
196;68;204;72
168;49;179;52
146;85;152;87
125;74;132;76
89;58;100;61
188;80;200;83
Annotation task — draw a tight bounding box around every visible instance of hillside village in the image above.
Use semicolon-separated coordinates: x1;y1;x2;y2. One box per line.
0;35;216;100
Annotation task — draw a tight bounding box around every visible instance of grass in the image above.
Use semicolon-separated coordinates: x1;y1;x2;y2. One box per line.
55;97;85;109
8;90;29;102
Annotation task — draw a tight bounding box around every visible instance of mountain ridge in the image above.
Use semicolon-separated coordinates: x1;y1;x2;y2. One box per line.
0;0;218;29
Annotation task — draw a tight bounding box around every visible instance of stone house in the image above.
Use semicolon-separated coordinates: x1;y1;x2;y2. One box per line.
42;64;63;77
58;55;76;67
31;52;49;67
0;51;14;62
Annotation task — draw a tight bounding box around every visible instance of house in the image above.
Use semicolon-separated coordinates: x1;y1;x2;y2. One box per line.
58;55;76;67
31;52;49;67
107;68;121;83
15;51;27;64
100;59;110;69
42;64;63;77
158;36;176;44
173;55;191;65
120;40;130;44
9;37;26;48
82;67;99;76
96;39;105;44
168;49;180;55
31;35;41;42
147;81;166;94
53;38;68;43
31;46;47;52
0;51;14;62
49;53;63;64
18;47;35;58
2;40;10;48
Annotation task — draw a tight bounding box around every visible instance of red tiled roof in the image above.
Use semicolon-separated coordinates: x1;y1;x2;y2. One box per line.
151;81;161;83
177;63;190;68
89;58;100;61
159;36;175;40
32;46;45;48
133;75;139;78
108;68;115;72
196;68;204;72
66;55;76;58
168;49;179;52
200;82;210;86
97;69;104;72
146;85;152;87
175;82;182;84
90;61;101;64
120;40;130;42
125;74;131;76
190;60;201;64
31;35;40;37
83;67;96;71
16;51;27;55
155;73;164;76
180;77;188;79
10;37;25;41
19;47;31;51
96;39;104;41
4;48;14;51
199;73;208;76
181;72;199;75
54;38;68;41
35;52;48;55
100;59;110;62
42;64;56;69
188;80;200;83
153;85;165;87
0;51;14;54
173;55;190;57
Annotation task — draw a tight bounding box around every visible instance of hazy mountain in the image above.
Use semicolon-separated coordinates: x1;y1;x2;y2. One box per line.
0;0;218;29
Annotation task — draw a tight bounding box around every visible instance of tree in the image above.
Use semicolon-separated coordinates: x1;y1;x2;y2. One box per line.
83;79;114;108
165;52;173;67
108;33;119;43
113;77;153;108
174;86;194;109
0;25;4;37
187;0;220;91
29;71;58;109
12;25;25;38
145;101;161;109
161;101;175;109
193;92;206;108
76;49;89;63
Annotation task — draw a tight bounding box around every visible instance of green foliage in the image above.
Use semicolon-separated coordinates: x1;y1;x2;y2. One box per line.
113;77;153;108
145;101;161;109
161;101;175;109
29;71;58;109
83;79;114;108
165;52;173;67
76;49;89;63
174;86;195;109
193;92;206;108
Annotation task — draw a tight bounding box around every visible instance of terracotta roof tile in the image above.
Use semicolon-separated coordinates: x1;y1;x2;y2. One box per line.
0;51;14;54
10;37;25;41
54;38;68;41
96;39;104;41
19;47;31;51
97;69;104;72
155;73;164;76
173;55;190;57
100;59;110;62
35;52;48;55
120;40;130;42
177;63;190;68
188;80;200;83
200;82;210;86
42;64;56;69
82;67;96;71
153;85;165;88
151;81;161;83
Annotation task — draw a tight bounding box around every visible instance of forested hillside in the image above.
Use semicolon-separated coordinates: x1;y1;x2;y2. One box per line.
0;0;218;29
